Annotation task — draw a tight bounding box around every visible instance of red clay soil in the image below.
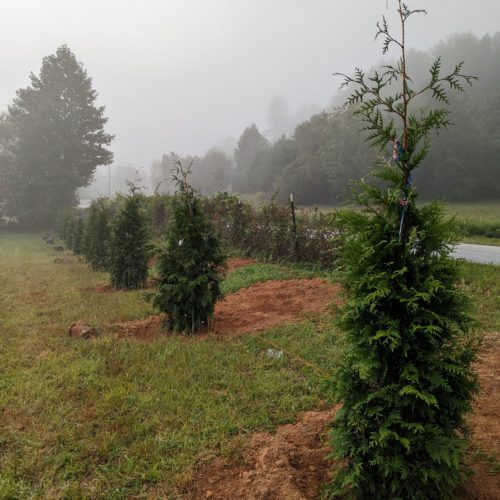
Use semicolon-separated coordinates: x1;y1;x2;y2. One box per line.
190;335;500;500
188;407;339;500
115;279;340;340
213;279;340;336
458;333;500;499
225;257;257;273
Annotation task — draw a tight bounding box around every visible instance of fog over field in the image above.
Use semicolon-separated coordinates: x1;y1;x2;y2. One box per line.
1;0;499;170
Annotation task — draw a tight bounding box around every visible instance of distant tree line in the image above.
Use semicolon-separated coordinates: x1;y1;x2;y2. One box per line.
150;32;499;206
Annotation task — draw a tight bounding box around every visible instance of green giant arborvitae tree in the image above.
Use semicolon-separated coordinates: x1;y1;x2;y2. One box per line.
84;198;111;271
327;2;479;499
152;160;226;333
109;186;150;289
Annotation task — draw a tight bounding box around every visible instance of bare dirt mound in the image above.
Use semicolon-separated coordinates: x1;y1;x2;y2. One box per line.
459;333;500;499
189;407;339;500
213;279;340;336
114;279;340;340
226;257;257;273
470;334;500;453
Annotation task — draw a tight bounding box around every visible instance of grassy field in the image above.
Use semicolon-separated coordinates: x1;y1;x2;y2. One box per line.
0;233;499;498
301;201;500;246
444;202;500;246
0;234;338;498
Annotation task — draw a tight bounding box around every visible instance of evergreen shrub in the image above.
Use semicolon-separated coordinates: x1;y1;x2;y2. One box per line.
152;160;226;333
109;186;150;289
327;2;479;498
84;198;111;271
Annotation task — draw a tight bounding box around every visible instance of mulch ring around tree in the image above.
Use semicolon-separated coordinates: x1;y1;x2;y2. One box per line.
188;336;500;500
113;278;341;340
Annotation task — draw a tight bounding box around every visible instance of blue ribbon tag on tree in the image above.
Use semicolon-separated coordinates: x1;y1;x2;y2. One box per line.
392;139;404;162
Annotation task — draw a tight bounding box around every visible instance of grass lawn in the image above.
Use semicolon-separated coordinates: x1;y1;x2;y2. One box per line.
0;234;338;498
301;201;500;246
446;202;500;246
0;233;498;498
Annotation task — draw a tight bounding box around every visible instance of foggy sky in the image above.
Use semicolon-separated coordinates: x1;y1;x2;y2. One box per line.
1;0;499;167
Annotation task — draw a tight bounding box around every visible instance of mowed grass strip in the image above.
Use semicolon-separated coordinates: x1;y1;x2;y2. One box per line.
0;234;338;499
446;202;500;246
458;261;500;334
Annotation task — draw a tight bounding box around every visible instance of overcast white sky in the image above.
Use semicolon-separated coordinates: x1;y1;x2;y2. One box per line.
1;0;499;167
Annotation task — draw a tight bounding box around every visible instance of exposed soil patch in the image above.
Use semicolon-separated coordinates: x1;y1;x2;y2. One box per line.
114;314;166;339
460;333;500;499
213;279;340;336
94;283;116;293
225;257;257;273
68;321;98;339
189;407;339;500
469;334;500;454
114;279;340;340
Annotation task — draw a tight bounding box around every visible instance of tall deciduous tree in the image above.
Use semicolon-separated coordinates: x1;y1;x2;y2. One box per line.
327;2;479;498
3;45;113;226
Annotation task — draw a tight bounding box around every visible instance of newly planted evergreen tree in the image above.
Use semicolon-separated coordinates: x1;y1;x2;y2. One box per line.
84;199;111;271
327;2;479;498
153;160;226;333
109;185;150;289
71;217;86;255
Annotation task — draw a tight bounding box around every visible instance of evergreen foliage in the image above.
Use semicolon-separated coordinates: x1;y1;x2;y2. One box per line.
152;160;226;334
0;45;113;227
56;210;76;247
71;217;86;255
109;185;150;289
232;123;269;193
84;199;111;271
327;2;479;498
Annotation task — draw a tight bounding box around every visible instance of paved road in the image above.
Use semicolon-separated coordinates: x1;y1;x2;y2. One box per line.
453;243;500;265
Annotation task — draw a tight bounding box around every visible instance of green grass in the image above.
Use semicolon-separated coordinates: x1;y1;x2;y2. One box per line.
222;262;327;294
0;234;338;498
458;261;500;333
445;202;500;223
445;202;500;245
303;202;500;245
0;233;498;498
